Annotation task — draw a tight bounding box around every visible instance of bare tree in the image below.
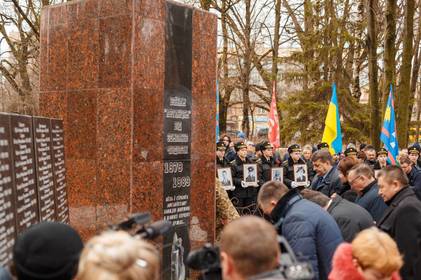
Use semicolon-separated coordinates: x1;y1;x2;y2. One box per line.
396;0;415;147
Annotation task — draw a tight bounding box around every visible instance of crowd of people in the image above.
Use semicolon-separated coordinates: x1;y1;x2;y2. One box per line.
2;137;421;280
215;135;421;280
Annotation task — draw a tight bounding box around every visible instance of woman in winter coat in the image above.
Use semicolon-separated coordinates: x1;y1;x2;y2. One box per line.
329;227;402;280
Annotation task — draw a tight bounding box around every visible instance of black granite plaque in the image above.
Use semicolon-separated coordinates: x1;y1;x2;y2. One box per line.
163;3;193;280
51;119;69;223
10;114;39;233
33;117;56;222
0;113;17;266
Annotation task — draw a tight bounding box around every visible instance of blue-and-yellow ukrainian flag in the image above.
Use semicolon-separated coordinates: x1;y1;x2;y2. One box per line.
322;83;343;155
380;85;399;165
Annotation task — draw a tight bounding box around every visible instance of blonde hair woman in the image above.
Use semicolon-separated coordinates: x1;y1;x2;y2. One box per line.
329;227;403;280
77;231;159;280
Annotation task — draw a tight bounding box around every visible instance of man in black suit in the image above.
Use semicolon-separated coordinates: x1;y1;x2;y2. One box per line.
377;166;421;280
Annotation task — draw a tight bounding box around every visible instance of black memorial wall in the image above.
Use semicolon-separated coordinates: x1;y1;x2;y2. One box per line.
0;113;69;266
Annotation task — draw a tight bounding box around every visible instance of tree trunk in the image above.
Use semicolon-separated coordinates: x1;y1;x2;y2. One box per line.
396;0;415;148
382;0;396;112
272;0;282;143
367;0;381;149
408;2;421;124
241;0;252;138
218;0;233;133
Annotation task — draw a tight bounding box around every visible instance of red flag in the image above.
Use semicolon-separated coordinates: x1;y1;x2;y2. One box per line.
268;81;280;148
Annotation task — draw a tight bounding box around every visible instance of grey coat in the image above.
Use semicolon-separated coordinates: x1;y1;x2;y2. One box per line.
327;196;374;241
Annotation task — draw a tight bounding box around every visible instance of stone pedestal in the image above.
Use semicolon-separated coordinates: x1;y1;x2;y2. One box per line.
39;0;217;259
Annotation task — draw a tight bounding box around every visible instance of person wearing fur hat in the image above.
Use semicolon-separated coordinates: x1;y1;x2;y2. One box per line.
329;227;402;280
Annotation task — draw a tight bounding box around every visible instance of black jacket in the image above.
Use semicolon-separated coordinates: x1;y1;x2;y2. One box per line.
378;187;421;280
374;161;389;170
407;166;421;199
355;181;387;223
282;157;309;188
260;156;275;183
365;159;377;169
327;196;374;242
310;167;342;197
216;156;230;168
230;155;263;199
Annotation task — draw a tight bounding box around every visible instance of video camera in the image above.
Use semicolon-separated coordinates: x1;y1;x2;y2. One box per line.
186;236;314;280
109;212;172;240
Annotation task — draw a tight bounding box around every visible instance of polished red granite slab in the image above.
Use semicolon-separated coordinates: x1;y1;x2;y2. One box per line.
40;0;217;249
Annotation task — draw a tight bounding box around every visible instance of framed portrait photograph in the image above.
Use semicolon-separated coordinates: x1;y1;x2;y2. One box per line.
293;164;308;187
243;164;258;187
217;168;234;191
271;168;283;183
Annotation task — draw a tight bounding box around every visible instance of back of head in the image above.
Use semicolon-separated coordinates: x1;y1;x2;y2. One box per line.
77;231;159;280
257;181;289;209
13;222;83;280
300;189;330;207
220;216;279;278
337;157;358;176
349;163;374;179
311;150;333;165
352;227;403;276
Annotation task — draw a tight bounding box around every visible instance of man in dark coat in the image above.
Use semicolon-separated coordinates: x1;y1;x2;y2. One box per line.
258;181;343;280
399;154;421;199
282;144;310;188
301;189;374;242
363;145;377;169
230;141;263;209
259;141;275;183
310;150;342;197
377;166;421;280
347;163;387;223
221;135;236;162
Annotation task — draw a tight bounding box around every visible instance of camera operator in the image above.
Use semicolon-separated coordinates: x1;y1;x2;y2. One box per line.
219;216;286;280
77;231;160;280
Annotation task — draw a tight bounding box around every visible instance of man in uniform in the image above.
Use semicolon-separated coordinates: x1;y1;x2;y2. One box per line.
216;141;229;168
317;142;330;151
282;144;309;188
344;147;358;159
230;141;263;209
215;180;239;241
259;141;275;183
408;145;421;168
374;148;389;170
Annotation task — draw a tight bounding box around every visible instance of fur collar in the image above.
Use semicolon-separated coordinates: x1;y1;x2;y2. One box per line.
329;243;401;280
